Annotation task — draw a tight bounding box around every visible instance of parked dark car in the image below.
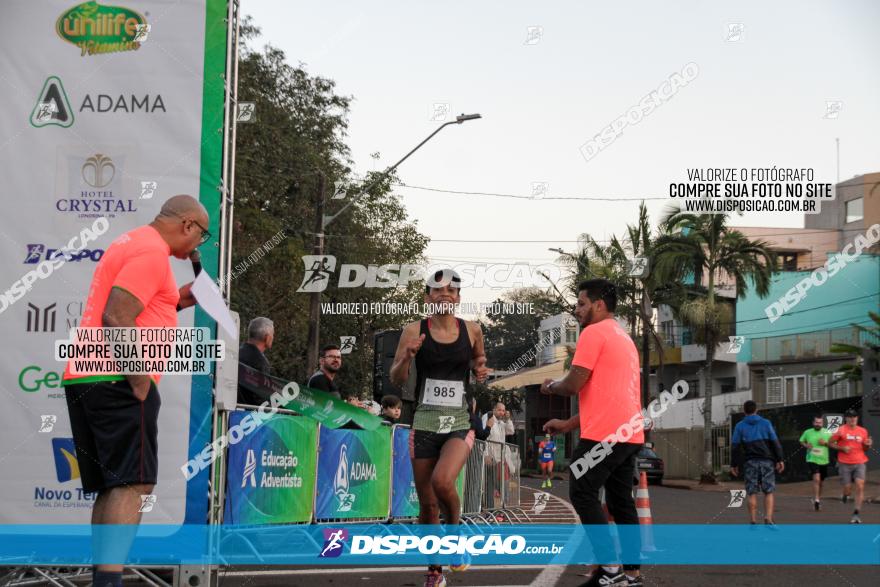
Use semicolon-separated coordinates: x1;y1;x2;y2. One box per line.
633;446;664;485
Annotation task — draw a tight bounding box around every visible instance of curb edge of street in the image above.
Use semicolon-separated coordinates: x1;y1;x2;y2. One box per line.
662;482;880;503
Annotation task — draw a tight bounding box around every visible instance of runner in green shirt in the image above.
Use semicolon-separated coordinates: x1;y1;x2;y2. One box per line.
799;416;832;510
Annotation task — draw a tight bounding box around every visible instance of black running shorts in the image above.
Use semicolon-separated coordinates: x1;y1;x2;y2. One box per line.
409;428;474;459
808;462;828;480
64;379;161;493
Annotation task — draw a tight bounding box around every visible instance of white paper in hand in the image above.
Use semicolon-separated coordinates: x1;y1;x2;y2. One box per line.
191;271;238;340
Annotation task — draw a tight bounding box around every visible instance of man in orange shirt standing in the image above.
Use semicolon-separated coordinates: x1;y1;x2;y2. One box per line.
62;195;210;587
541;279;644;587
830;408;873;523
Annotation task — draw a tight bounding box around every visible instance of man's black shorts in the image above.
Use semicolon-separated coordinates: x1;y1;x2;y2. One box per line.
409;428;475;459
64;379;161;493
808;462;828;480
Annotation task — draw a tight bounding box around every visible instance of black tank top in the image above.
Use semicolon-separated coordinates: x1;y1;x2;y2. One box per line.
412;318;472;432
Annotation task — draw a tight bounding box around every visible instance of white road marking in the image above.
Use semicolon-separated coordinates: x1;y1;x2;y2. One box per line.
520;485;580;521
520;485;580;586
531;564;567;587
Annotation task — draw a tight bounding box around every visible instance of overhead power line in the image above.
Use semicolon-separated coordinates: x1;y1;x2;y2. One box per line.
392;182;666;201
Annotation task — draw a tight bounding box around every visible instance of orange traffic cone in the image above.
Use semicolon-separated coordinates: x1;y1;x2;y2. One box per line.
599;486;622;563
636;471;656;551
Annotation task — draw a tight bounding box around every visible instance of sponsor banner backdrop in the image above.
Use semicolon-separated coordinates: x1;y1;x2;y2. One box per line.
0;0;226;524
390;427;419;518
456;463;465;512
238;362;381;430
315;427;392;520
223;413;318;525
389;427;463;519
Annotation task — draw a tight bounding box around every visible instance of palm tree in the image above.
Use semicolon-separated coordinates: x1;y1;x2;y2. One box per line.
654;210;776;482
623;202;683;405
553;203;685;405
554;234;639;327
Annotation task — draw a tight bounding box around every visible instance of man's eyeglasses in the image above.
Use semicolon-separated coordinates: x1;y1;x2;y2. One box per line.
163;211;211;244
323;355;342;360
187;219;211;244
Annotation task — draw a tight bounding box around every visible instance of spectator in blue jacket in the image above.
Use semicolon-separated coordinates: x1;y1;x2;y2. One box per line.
730;400;785;525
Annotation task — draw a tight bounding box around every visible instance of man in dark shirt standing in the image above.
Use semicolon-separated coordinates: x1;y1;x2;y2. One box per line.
237;317;274;406
730;400;785;525
307;344;342;399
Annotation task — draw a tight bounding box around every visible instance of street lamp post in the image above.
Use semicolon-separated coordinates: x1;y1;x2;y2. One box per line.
305;113;482;371
549;247;589;276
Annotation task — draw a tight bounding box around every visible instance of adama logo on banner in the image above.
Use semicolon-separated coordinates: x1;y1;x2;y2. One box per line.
30;77;74;128
334;445;355;512
56;1;148;57
31;76;167;129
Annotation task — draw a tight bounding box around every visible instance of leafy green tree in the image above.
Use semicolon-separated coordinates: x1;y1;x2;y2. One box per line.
553;234;639;329
621;202;689;396
814;312;880;386
230;20;428;392
654;209;776;482
471;381;524;415
482;287;561;370
550;203;685;398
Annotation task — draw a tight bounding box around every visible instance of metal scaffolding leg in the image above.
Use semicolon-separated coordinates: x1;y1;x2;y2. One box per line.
26;567;78;587
131;567;172;587
175;565;212;587
0;565;216;587
1;567;87;587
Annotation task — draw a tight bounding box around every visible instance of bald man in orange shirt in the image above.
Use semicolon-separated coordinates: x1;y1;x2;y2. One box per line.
62;195;209;587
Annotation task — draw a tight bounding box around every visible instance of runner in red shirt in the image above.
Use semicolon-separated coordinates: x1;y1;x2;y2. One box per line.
830;409;873;523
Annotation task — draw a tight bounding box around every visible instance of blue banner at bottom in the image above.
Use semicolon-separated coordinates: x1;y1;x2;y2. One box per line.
1;524;878;565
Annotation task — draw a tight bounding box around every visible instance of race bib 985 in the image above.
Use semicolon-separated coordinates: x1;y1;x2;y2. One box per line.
422;377;464;408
